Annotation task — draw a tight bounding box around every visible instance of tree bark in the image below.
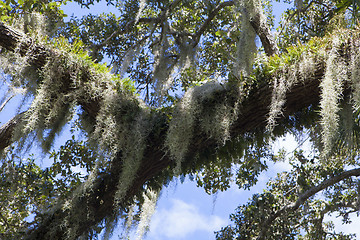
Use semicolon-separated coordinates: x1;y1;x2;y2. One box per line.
0;112;25;150
249;12;279;56
0;21;326;239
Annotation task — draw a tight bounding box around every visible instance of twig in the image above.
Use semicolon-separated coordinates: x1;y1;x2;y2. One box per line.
0;94;14;112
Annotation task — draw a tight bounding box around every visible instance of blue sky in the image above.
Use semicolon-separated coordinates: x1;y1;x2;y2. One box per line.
142;135;295;240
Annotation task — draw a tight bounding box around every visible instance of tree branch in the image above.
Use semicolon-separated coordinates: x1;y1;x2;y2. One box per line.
0;94;14;112
0;21;330;239
192;0;235;46
90;17;160;61
257;168;360;240
249;12;279;56
0;112;25;151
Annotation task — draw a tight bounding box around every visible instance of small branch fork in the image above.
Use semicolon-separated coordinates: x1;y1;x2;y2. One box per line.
191;0;235;46
256;167;360;240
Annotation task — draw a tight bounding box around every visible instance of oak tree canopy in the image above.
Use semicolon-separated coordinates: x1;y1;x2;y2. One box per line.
1;0;360;239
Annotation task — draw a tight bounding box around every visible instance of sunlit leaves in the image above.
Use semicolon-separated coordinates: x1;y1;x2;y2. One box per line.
0;0;66;28
49;136;97;196
216;148;360;239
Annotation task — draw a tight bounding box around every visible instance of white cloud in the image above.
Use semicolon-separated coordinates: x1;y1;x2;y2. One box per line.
324;212;360;237
270;132;315;173
272;133;299;154
147;199;226;239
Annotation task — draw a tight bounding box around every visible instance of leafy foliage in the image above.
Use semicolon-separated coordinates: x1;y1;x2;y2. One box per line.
0;138;95;238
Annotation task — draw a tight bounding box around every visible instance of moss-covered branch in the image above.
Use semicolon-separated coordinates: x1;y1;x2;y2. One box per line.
0;21;341;239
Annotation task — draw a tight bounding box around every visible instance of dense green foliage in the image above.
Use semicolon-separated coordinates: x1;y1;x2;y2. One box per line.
2;0;360;239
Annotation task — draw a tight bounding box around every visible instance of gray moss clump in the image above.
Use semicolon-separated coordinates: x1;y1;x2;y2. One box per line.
23;56;78;152
351;43;360;106
266;48;317;133
319;38;348;155
234;0;258;78
92;88;153;204
264;30;360;159
135;189;159;240
165;81;241;173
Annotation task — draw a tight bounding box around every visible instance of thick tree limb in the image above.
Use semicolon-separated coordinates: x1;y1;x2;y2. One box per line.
0;21;327;239
0;23;52;66
257;168;360;240
249;12;279;56
0;112;25;150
